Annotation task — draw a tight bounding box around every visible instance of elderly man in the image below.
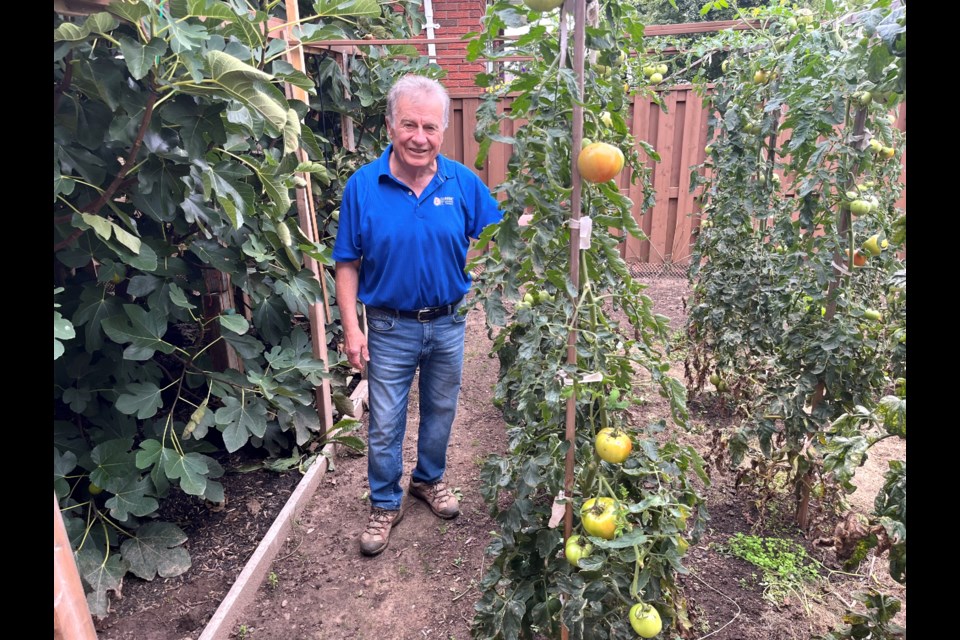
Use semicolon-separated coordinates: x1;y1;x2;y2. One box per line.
333;75;503;556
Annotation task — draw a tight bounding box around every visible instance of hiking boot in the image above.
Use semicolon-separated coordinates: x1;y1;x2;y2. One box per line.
359;507;404;556
409;479;460;519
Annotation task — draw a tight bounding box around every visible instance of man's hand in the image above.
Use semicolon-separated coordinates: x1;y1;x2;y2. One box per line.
343;325;370;371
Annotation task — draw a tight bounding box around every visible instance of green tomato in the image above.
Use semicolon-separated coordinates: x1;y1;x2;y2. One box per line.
522;0;564;11
595;427;633;464
629;603;663;638
565;534;593;566
581;497;618;539
88;482;104;496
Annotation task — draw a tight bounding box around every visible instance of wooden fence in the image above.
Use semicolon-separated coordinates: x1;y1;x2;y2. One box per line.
446;90;906;276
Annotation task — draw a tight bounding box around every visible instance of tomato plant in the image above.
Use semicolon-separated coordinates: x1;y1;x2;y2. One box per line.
683;0;906;596
595;427;633;463
468;3;708;638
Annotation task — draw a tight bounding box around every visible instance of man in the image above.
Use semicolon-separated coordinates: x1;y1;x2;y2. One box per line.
333;75;503;556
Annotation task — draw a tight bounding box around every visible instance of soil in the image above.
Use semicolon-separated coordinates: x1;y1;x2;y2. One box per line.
93;277;906;640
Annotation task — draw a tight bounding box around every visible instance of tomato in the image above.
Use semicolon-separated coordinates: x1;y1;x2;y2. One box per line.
867;138;884;153
655;63;668;75
88;482;104;496
522;0;564;11
708;373;721;386
600;111;613;127
753;69;770;84
649;72;663;84
581;497;618;539
642;65;656;78
863;234;885;256
864;308;883;322
565;534;593;566
852;250;867;267
880;146;895;159
849;200;872;215
578;142;625;183
629;603;663;638
595;427;633;464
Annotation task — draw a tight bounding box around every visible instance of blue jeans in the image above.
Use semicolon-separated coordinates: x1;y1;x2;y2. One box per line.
365;300;468;510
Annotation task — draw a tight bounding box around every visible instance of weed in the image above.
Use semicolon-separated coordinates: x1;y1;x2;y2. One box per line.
438;523;450;535
398;564;410;577
236;623;250;639
452;556;463;567
722;533;820;606
267;571;278;590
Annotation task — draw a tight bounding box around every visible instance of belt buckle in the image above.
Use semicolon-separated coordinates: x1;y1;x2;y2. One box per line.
416;308;432;322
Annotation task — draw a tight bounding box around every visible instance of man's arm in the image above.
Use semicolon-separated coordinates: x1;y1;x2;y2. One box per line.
335;260;369;371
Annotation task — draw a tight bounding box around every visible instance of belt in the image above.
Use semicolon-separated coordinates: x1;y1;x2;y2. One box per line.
370;299;462;322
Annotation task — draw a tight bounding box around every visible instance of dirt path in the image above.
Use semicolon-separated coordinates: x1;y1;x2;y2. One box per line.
234;305;506;640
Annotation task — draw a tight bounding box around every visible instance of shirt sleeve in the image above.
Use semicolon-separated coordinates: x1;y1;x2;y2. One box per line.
332;173;362;262
461;166;504;240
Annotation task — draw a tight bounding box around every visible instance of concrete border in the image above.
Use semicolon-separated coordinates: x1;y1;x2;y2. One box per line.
198;374;368;640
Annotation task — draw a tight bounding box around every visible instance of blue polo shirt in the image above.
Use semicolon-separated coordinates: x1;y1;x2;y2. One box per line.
332;145;502;310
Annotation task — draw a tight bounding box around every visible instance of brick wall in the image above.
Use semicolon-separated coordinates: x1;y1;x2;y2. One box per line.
410;0;488;93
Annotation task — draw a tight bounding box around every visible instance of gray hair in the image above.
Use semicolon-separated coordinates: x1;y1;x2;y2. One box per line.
386;75;451;129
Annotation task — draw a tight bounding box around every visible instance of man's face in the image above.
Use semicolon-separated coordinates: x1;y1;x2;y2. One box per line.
387;93;445;173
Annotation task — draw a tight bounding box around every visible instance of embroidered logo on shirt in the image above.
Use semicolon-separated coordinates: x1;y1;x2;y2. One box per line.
433;196;454;206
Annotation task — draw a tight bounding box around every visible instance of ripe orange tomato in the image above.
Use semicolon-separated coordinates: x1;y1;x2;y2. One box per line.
852;250;867;267
578;142;625;183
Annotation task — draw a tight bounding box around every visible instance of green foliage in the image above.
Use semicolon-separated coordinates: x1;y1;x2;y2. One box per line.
723;533;819;603
818;590;905;640
54;0;429;616
683;0;906;591
469;3;708;638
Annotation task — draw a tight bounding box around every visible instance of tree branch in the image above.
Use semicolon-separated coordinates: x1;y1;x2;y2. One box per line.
54;92;159;252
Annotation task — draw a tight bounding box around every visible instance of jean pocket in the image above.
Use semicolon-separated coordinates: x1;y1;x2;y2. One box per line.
451;299;468;324
367;309;397;332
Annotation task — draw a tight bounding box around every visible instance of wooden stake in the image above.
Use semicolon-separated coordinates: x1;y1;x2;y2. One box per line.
562;2;587;638
54;493;97;640
284;0;334;436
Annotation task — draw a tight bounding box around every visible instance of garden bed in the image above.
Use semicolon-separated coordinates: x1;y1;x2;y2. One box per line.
94;278;905;640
